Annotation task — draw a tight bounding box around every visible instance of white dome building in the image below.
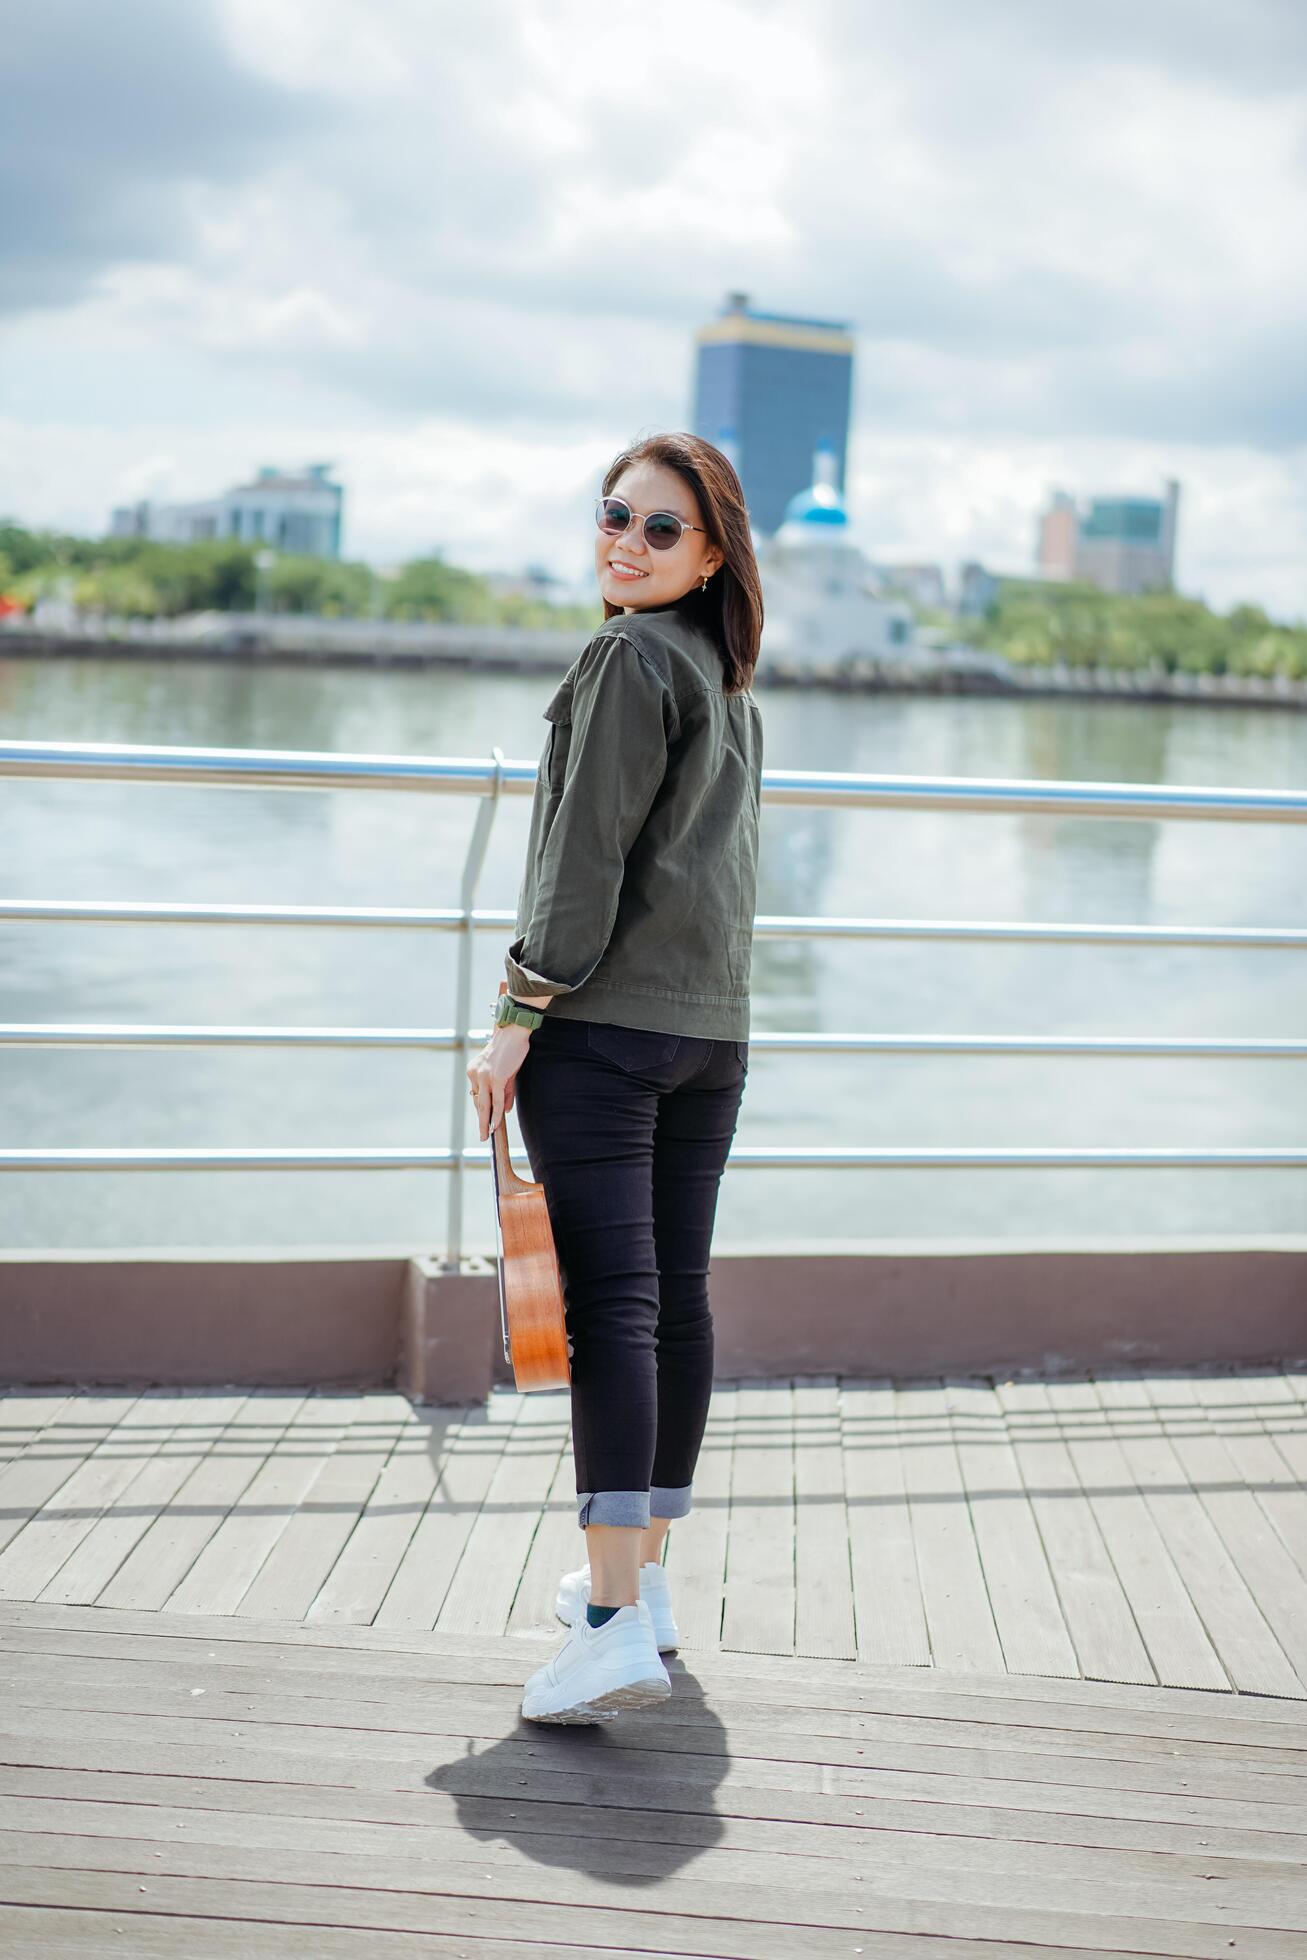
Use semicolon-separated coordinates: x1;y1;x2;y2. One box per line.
756;444;916;667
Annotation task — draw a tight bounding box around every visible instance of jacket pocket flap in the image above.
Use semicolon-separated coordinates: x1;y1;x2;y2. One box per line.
543;673;576;724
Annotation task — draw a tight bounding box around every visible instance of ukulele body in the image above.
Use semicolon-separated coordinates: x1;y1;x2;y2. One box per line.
488;986;571;1392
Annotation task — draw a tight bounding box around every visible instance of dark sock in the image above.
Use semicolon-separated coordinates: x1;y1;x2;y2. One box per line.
585;1601;622;1629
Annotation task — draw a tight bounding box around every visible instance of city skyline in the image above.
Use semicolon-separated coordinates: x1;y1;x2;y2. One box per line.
1;2;1304;615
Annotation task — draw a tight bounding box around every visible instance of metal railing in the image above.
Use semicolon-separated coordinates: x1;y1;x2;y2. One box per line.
2;737;1305;1268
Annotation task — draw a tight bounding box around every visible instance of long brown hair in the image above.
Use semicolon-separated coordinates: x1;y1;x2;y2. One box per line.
600;432;763;695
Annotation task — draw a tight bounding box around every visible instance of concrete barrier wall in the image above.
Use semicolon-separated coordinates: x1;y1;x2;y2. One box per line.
2;1241;1303;1401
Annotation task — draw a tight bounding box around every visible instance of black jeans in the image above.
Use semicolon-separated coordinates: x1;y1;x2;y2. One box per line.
512;1014;749;1532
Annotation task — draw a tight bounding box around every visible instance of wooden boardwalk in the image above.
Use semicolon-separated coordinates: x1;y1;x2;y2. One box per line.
2;1370;1306;1953
2;1370;1307;1689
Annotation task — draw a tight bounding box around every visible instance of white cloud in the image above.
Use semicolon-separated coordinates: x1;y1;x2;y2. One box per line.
1;0;1304;613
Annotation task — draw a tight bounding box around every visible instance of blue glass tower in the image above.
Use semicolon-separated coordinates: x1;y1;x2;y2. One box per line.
693;291;854;536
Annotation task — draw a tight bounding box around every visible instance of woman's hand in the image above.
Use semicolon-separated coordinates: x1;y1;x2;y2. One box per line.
467;1023;533;1140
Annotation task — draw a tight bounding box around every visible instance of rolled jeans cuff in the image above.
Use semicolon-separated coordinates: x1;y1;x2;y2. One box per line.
576;1485;692;1529
576;1490;648;1528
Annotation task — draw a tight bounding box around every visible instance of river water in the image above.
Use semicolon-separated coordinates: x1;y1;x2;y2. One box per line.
1;651;1304;1254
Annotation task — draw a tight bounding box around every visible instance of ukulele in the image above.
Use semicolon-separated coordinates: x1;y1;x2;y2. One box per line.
488;982;571;1391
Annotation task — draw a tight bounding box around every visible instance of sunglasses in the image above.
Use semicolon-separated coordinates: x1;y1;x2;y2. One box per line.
595;495;709;552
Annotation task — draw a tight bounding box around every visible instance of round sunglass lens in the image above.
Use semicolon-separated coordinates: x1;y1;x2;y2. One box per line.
598;497;632;535
644;511;683;550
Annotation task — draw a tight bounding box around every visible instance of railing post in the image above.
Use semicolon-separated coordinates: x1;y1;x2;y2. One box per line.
443;747;506;1272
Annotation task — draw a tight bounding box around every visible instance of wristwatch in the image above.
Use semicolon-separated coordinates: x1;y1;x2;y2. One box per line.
494;992;545;1032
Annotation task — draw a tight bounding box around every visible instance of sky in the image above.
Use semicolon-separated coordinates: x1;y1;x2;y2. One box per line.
1;0;1304;615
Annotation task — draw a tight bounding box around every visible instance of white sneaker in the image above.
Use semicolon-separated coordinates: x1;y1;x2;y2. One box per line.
555;1559;680;1653
521;1598;671;1724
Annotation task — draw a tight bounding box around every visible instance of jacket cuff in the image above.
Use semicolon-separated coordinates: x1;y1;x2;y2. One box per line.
505;937;570;998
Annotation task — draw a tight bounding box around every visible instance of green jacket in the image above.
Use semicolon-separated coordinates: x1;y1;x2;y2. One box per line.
505;596;763;1039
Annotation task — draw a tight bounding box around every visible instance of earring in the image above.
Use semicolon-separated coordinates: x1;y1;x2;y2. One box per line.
700;573;709;592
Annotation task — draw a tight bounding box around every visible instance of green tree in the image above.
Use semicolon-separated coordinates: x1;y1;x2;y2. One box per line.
966;577;1307;682
255;553;375;615
383;554;493;622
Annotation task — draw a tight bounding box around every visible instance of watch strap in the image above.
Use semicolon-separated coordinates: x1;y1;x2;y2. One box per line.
496;992;545;1031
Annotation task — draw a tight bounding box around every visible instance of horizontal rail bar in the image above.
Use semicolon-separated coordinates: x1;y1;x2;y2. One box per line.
1;898;1304;950
1;1146;1303;1170
0;740;518;797
3;1023;1306;1059
758;769;1307;821
753;916;1307;949
0;1023;458;1049
0;899;480;928
4;739;1306;822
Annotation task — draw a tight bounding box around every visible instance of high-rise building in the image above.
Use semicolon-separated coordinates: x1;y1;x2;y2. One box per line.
1036;480;1180;595
111;463;344;560
1037;492;1079;583
693;292;854;536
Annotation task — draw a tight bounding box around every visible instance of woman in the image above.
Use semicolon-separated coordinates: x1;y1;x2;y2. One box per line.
466;431;764;1724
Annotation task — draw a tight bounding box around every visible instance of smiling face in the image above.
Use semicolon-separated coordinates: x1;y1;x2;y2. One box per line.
594;461;725;614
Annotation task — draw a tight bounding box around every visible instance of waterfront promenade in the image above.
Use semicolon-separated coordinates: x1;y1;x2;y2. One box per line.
2;1369;1306;1954
5;619;1307;710
2;716;1305;1950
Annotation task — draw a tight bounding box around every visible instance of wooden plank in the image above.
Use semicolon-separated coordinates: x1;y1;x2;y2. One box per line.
15;1781;1304;1901
15;1657;1305;1817
7;1728;1305;1870
5;1599;1301;1771
0;1907;702;1960
235;1395;389;1621
662;1380;735;1653
368;1395;519;1630
1254;1371;1307;1499
6;1751;1305;1870
1210;1371;1307;1583
38;1395;248;1608
5;1622;1301;1818
1094;1373;1302;1698
840;1377;931;1666
792;1377;857;1660
8;1778;1307;1934
996;1378;1156;1686
7;1594;1305;1739
1042;1378;1228;1692
165;1394;356;1616
1146;1373;1307;1689
6;1617;1306;1773
504;1391;585;1640
0;1911;1275;1960
0;1392;205;1602
306;1396;460;1625
96;1394;302;1612
0;1861;898;1960
11;1644;1307;1799
25;1659;1307;1814
944;1376;1080;1679
720;1380;795;1655
432;1390;564;1636
6;1790;1307;1920
0;1393;74;1466
4;1838;1307;1957
896;1378;1004;1671
0;1394;141;1558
